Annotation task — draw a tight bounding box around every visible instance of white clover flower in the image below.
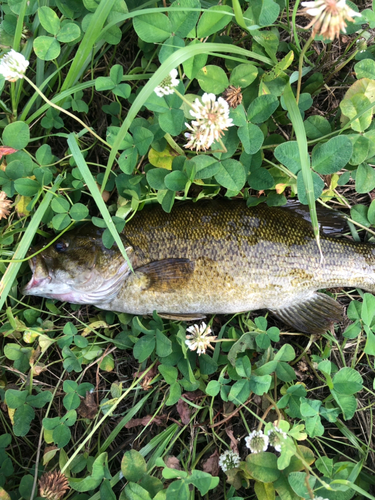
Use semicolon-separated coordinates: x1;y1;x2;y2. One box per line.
0;49;29;82
154;69;179;97
245;430;269;454
301;0;361;40
218;450;241;472
267;426;287;452
185;322;216;355
313;497;329;500
184;122;212;151
184;93;234;151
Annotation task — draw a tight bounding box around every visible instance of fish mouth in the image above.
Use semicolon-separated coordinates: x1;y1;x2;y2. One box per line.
22;254;51;296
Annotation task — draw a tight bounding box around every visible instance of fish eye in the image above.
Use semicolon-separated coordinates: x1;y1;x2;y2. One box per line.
55;241;68;253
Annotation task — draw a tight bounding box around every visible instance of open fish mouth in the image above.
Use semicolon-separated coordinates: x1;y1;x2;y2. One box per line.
22;254;51;295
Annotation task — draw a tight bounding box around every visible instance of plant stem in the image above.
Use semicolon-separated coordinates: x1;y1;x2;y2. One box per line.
23;75;111;148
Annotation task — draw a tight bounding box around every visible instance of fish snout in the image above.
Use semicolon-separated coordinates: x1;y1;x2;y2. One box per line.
22;254;51;295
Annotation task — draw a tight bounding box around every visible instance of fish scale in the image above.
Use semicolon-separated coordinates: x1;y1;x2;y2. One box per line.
22;200;375;334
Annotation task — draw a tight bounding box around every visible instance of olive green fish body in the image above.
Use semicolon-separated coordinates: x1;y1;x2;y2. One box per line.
23;200;375;334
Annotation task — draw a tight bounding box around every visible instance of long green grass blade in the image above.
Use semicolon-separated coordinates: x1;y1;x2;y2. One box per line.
283;83;321;257
0;175;63;311
67;134;133;270
61;0;117;92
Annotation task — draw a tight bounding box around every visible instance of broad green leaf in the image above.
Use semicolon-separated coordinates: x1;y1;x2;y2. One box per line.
364;325;375;355
118;147;138;175
355;162;375;193
133;13;172;43
304;115;331;139
350;204;369;227
2;121;30;150
331;390;357;420
156;330;173;357
288;471;316;498
38;6;60;35
247;95;279;124
332;367;363;395
274;141;302;174
56;22;81;42
164;171;188;191
196;65;228;94
169;0;200;38
133;336;156;363
348;135;370;165
69;203;89;221
51;196;70;213
237;123;264;155
189;470;219;495
296;170;324;204
14;178;40;196
158;108;185;135
355;58;375;80
159;35;185;64
246;452;281;482
275;362;296;382
214;159;246;191
247;164;274;191
133;127;154;156
183;40;208;80
340;93;373;132
193;155;221;179
33;36;61;60
166;381;181;406
249;374;272;395
158;365;178;385
197;5;233;38
244;0;280;27
121;450;147;482
146;168;169;189
312;136;352;174
230;63;258;88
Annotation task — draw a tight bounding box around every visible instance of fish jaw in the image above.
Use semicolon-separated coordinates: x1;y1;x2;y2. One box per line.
22;271;88;303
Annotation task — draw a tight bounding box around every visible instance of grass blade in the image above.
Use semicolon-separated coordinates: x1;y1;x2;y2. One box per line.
283;82;322;257
67;134;133;269
0;175;63;311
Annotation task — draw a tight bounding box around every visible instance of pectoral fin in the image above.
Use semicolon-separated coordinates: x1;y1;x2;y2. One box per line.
270;292;343;335
136;258;194;292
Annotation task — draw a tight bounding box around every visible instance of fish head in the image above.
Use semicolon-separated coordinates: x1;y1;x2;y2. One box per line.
22;224;132;305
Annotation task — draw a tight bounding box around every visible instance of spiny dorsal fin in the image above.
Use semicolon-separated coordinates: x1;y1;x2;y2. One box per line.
136;258;194;292
270;292;343;335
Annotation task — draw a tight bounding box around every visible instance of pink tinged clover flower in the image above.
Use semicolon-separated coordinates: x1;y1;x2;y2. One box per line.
301;0;361;40
154;69;179;97
245;430;269;453
184;93;234;151
218;450;241;472
185;322;217;355
0;49;29;82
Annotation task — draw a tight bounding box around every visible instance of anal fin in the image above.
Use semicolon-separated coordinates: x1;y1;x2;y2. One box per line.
270;292;343;335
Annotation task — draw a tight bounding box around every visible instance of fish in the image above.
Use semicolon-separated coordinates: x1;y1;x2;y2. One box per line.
22;199;375;335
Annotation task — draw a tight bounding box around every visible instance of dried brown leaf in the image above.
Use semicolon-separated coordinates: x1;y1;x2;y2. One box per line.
77;391;98;419
125;415;166;429
177;398;191;425
202;449;220;476
164;456;181;470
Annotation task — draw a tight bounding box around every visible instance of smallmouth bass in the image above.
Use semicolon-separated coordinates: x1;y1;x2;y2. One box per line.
22;200;375;335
